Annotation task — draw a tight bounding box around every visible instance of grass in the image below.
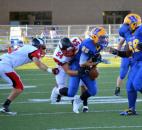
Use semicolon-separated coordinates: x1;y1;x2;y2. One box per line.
0;67;142;130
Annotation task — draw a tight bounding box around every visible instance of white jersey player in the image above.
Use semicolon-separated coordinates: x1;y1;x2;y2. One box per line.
0;38;53;115
53;37;82;89
51;37;86;101
50;37;89;112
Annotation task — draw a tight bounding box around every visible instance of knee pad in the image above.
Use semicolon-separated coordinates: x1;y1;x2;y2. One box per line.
59;87;68;96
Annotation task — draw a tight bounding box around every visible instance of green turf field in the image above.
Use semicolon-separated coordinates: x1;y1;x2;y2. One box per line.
0;67;142;130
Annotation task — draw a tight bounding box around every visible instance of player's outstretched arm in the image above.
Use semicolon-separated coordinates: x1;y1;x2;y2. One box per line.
32;57;59;75
32;57;48;71
107;47;131;57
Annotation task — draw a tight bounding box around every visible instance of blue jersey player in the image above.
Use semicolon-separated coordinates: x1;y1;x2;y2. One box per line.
109;13;142;115
114;21;135;96
52;27;108;113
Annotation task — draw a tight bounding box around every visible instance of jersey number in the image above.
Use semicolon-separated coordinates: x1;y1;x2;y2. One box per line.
128;39;139;52
56;52;64;59
72;38;81;47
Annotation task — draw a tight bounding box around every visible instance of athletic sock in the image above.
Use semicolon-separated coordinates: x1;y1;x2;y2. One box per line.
3;99;11;108
127;91;137;110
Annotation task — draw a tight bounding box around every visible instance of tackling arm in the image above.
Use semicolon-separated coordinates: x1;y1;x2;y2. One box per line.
62;62;89;76
62;63;78;76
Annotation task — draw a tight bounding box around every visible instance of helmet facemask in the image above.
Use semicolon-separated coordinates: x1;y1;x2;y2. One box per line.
130;22;138;31
97;35;109;49
59;37;76;57
61;47;75;57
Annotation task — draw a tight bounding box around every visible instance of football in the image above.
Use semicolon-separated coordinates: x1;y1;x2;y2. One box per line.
89;66;99;80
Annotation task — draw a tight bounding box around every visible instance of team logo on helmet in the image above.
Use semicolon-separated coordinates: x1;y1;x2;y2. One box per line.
123;13;141;30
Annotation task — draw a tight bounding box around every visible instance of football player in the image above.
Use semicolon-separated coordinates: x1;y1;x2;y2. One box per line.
0;38;56;115
0;40;24;54
114;13;141;96
51;27;109;113
114;39;133;96
51;37;89;112
108;13;142;115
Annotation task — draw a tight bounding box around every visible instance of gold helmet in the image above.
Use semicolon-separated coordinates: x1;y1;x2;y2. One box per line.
90;27;108;48
123;13;141;30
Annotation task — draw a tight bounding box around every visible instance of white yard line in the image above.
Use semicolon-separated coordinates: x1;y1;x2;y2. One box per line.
0;88;124;95
0;109;142;117
1;96;142;105
1;91;50;95
48;125;142;130
0;85;36;89
0;110;124;117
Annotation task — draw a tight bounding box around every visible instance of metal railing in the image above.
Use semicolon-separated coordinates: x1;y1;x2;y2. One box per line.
0;24;121;57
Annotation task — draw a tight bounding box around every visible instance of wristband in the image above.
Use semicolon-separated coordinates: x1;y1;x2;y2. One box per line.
47;68;52;73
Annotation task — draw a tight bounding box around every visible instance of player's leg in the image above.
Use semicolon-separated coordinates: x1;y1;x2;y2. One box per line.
120;64;138;115
115;58;130;96
52;75;80;102
80;81;89;112
73;76;97;113
133;62;142;92
0;66;23;114
50;67;67;103
67;76;80;97
66;76;81;113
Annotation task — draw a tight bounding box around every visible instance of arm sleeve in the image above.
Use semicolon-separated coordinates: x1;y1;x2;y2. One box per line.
53;58;68;66
111;48;132;57
28;50;41;60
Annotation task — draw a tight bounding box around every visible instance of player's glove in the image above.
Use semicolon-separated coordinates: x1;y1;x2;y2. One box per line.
107;47;118;55
78;67;90;76
92;53;102;63
52;68;59;75
47;68;59;75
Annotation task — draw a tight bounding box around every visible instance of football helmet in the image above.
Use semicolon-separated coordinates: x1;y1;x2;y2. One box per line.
59;37;75;57
90;27;109;48
32;38;46;49
123;13;141;30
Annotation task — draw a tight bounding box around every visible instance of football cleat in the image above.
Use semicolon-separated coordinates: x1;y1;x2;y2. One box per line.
73;96;83;114
82;106;89;113
120;108;137;116
50;87;59;103
114;87;120;96
0;107;17;116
